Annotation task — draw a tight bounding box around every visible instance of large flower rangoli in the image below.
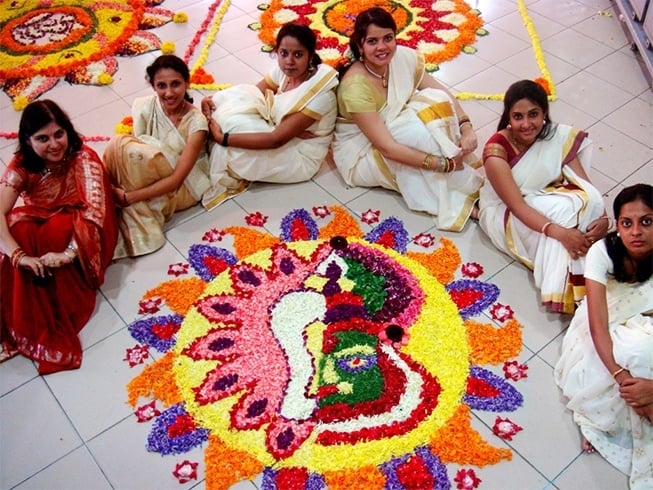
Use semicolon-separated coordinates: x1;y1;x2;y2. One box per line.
126;206;525;489
0;0;174;107
256;0;485;70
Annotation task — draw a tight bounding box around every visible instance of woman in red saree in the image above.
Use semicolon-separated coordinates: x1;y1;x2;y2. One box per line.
0;100;118;374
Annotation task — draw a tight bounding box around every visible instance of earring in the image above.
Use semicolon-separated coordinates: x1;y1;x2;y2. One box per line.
507;124;511;129
308;65;315;73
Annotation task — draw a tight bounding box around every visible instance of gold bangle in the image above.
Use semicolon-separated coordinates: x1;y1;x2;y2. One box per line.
10;247;26;268
422;153;434;170
611;367;626;379
541;221;553;236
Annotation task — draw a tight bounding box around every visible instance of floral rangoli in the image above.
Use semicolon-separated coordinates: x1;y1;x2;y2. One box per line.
255;0;485;72
125;206;527;489
0;0;175;108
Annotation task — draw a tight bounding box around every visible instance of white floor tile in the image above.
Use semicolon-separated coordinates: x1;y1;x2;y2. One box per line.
14;446;112;490
43;328;148;441
0;378;83;488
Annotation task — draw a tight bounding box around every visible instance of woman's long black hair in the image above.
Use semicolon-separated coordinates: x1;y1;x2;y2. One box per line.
336;7;396;80
17;100;83;174
146;54;194;103
498;80;554;141
275;23;322;71
606;183;653;283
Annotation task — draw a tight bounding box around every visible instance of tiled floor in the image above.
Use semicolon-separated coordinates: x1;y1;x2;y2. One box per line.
1;0;651;489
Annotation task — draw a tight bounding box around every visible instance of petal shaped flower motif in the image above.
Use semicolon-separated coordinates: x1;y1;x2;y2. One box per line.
446;279;500;319
463;366;523;412
147;404;210;455
129;314;183;353
188;244;237;282
365;217;410;253
280;208;320;242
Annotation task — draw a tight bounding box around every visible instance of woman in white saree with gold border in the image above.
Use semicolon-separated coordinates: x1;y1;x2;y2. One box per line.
201;23;338;210
479;80;609;314
555;184;653;489
104;55;210;259
332;8;483;232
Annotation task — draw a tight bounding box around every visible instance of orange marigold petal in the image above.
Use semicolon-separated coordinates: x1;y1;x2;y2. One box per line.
466;318;523;365
204;435;264;490
430;405;512;466
126;351;182;408
222;227;280;258
144;277;207;314
324;465;386;490
319;205;363;240
406;238;460;285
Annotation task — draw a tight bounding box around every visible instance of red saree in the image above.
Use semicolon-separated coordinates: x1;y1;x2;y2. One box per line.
0;145;118;374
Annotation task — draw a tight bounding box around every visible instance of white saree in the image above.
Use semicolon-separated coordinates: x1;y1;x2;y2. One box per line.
103;95;210;258
554;241;653;489
332;46;483;231
478;124;605;313
201;63;339;210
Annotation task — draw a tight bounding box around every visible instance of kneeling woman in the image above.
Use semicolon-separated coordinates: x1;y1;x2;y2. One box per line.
0;100;118;374
200;23;338;210
104;55;211;258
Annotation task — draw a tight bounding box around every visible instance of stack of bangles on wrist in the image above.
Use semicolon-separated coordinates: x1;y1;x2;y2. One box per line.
63;242;77;261
458;115;472;128
10;247;26;268
422;153;455;172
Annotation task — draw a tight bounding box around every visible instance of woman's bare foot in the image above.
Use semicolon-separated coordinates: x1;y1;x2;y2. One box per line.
0;343;18;363
581;437;596;454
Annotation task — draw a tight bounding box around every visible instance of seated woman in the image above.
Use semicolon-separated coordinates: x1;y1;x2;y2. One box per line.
103;54;211;258
479;80;609;313
554;183;652;489
200;23;339;210
0;100;118;374
332;7;483;231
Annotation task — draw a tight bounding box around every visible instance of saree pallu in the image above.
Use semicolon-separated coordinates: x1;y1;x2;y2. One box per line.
554;242;653;489
201;64;339;210
0;146;118;374
332;46;483;231
103;96;210;258
478;124;605;313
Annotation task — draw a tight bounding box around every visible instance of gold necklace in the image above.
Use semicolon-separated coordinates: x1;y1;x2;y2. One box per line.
507;130;528;153
280;69;311;93
165;102;186;126
362;61;388;88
